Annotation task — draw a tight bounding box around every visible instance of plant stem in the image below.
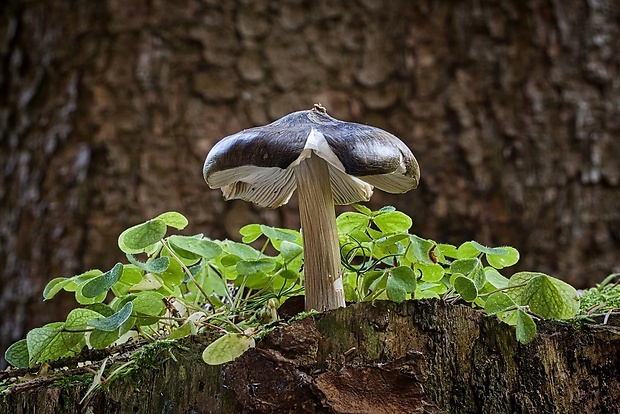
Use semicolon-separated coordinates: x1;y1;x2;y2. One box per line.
160;239;215;310
294;153;346;311
477;283;528;298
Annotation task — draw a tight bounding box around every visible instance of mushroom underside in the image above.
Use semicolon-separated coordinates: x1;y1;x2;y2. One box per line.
207;163;417;209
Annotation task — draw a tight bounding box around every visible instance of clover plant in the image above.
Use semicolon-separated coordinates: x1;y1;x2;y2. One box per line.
2;206;587;380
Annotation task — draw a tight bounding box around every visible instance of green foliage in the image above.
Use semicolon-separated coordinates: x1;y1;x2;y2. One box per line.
508;272;579;319
4;205;588;378
4;339;29;369
338;205;581;345
88;302;133;332
5;212;303;370
26;308;101;366
515;309;537;344
81;263;124;299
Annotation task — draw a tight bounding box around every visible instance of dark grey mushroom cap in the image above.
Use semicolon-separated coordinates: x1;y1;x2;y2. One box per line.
203;109;420;208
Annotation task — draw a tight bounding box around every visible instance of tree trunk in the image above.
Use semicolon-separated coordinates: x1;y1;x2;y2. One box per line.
2;300;619;413
2;0;619;368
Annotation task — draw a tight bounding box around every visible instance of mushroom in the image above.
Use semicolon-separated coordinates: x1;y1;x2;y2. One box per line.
203;104;420;312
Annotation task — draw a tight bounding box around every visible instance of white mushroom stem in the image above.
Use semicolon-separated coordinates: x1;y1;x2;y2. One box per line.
294;153;346;312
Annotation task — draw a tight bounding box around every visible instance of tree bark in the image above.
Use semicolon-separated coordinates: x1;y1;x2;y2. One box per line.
2;300;619;413
2;0;619;368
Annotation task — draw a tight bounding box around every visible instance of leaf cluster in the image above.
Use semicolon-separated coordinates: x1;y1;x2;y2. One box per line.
5;212;303;369
338;205;580;344
4;205;584;375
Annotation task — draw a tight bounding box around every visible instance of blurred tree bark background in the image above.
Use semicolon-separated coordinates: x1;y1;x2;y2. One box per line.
1;0;618;367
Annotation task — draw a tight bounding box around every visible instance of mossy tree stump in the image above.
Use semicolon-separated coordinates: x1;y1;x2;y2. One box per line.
2;300;619;413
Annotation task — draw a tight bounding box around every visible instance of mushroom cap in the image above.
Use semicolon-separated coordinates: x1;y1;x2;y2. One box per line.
203;108;420;208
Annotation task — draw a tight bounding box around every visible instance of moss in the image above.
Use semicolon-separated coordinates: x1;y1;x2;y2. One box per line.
52;373;93;389
579;275;620;313
130;339;188;370
289;309;319;322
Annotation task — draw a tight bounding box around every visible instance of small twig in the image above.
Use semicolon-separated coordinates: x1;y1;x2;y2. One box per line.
604;310;612;324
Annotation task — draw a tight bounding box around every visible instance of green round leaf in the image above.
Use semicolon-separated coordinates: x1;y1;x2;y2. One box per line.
202;333;255;365
437;243;458;259
89;329;121;350
487;246;520;269
75;284;107;305
244;272;270;289
118;218;167;254
450;258;485;288
375;234;408;258
88;302;134;332
126;254;170;274
157;254;184;288
279;240;304;262
373;211;412;233
363;271;387;294
131;291;165;316
168;235;222;260
27;323;69;365
450;257;480;272
516;309;537;344
407;235;437;265
120;265;144;285
65;308;103;330
344;281;359;302
43;277;71;300
236;259;276;276
81;263;124;298
520;273;580;319
260;225;297;242
26;318;88;366
454;275;478;302
472;265;486;289
390;266;417;292
484;268;509;290
168;321;198;340
239;224;262;243
224;241;262;260
386;276;408;303
344;229;372;243
417;263;444;283
280;269;301;280
484;292;516;316
156;211;188;230
456;242;480;259
507;271;539;304
337;212;370;234
220;254;241;267
202;266;229;296
5;339;29;368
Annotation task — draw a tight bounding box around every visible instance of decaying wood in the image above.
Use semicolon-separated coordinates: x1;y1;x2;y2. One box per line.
2;300;619;413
